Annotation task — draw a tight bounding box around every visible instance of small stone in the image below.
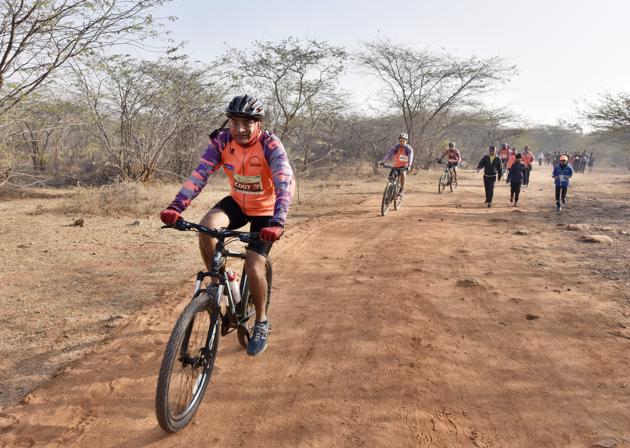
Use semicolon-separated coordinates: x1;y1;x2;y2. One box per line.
21;393;35;404
526;314;540;320
129;220;141;226
580;235;613;245
566;224;589;231
72;218;84;227
591;436;619;448
456;278;480;288
514;229;529;235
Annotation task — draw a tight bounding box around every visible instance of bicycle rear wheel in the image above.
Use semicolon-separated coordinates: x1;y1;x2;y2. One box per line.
438;172;448;194
156;288;219;433
237;258;273;348
381;182;393;215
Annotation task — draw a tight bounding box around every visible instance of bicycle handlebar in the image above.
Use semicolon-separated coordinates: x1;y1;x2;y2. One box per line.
162;219;259;243
381;164;409;171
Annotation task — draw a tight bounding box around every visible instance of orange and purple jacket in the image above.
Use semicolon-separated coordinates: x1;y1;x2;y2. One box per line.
521;151;534;167
382;144;414;168
169;129;294;227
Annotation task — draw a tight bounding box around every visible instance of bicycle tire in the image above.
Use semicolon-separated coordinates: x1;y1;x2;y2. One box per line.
381;182;393;216
438;173;447;194
156;288;219;433
237;258;273;348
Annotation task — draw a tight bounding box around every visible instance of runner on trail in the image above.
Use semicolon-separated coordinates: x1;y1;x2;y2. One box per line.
538;151;544;167
505;147;517;184
552;154;573;212
499;143;510;173
588;152;595;173
438;141;461;184
159;94;295;356
381;132;413;197
521;146;535;186
508;153;527;207
476;145;503;208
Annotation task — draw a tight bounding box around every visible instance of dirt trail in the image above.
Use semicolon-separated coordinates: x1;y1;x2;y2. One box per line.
1;169;629;447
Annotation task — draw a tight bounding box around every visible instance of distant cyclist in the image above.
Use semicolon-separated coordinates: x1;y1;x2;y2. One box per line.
552;154;573;211
381;132;413;197
159;94;294;356
438;142;461;184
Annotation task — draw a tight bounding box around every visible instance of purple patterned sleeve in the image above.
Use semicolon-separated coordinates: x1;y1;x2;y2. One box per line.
406;145;414;168
168;131;227;213
382;145;398;162
262;131;294;227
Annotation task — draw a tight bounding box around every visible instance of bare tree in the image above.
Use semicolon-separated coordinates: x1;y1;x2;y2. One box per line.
226;37;348;145
585;92;630;150
0;0;173;114
73;55;226;182
356;39;513;166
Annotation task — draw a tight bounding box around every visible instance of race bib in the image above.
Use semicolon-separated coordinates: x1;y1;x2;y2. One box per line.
558;175;568;182
398;155;409;162
233;173;263;195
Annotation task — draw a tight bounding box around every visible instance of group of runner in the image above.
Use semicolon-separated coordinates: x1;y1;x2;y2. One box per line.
538;150;595;173
377;138;579;212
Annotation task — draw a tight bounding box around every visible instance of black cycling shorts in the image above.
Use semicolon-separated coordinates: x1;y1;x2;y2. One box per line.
211;196;274;257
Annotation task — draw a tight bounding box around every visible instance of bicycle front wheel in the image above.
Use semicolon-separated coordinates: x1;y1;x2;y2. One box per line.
381;182;393;215
156;288;219;433
438;173;448;194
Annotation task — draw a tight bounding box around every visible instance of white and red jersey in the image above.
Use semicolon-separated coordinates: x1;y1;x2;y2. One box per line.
442;148;461;163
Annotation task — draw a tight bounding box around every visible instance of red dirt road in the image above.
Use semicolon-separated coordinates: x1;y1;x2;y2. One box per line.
1;169;629;447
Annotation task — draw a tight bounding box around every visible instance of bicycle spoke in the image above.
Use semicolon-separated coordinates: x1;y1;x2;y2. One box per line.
167;309;211;418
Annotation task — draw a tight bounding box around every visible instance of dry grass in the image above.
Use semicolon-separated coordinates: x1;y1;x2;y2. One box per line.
47;182;182;217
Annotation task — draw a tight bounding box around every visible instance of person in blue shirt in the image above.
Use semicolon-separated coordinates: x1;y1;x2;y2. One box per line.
552;154;573;211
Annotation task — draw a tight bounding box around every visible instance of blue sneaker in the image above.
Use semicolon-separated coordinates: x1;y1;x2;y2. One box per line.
247;320;271;356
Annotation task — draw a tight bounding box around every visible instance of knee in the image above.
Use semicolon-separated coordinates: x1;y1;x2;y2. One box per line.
245;255;266;280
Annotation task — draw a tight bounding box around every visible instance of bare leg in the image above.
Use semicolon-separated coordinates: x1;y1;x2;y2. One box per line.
399;171;406;192
245;249;268;322
198;209;230;272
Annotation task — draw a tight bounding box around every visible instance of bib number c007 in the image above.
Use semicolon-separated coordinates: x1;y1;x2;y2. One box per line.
233;173;263;195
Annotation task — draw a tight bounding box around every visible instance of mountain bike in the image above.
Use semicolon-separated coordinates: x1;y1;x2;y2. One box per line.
380;164;407;216
437;160;458;193
155;220;272;433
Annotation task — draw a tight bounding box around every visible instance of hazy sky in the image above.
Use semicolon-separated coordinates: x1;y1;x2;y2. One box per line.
152;0;630;125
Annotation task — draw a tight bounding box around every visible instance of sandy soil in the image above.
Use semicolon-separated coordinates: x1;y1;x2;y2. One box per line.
1;167;629;447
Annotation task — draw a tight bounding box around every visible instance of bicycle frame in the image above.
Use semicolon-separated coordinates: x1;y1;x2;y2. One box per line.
173;221;257;335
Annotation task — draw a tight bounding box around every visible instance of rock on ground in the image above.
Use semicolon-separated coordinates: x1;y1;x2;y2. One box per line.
580;235;613;244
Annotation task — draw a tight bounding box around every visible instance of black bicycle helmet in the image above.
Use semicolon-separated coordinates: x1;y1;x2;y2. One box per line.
225;95;264;121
